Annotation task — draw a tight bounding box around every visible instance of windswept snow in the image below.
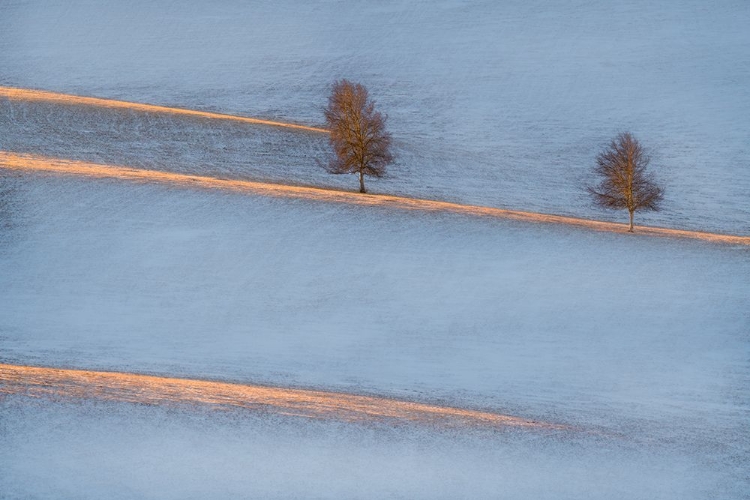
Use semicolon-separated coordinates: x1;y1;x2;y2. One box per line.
2;397;726;500
1;1;749;497
1;0;749;233
0;86;329;133
0;173;748;496
0;363;558;429
2;152;747;244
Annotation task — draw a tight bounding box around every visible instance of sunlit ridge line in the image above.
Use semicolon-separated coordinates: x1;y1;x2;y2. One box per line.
0;363;560;429
0;151;747;246
0;86;329;134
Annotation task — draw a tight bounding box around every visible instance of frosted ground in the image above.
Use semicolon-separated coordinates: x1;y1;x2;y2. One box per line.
1;0;749;498
1;175;748;497
0;397;731;499
1;0;749;232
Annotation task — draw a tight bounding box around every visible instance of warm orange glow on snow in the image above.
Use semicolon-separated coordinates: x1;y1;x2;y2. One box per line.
0;363;558;429
0;86;329;134
1;152;747;246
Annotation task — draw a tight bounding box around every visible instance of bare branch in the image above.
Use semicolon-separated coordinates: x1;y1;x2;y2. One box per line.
323;80;394;193
588;132;664;231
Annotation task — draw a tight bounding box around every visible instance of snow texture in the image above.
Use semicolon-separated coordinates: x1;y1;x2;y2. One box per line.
0;397;733;500
1;175;748;497
1;0;749;498
1;0;749;233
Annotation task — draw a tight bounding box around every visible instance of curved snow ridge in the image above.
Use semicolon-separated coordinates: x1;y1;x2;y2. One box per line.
0;363;560;430
1;152;748;246
0;86;329;134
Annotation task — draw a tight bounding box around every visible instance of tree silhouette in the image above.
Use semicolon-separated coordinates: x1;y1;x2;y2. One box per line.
588;132;664;232
324;80;393;193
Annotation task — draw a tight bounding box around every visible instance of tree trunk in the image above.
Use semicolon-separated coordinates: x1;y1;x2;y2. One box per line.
359;170;366;193
628;210;634;232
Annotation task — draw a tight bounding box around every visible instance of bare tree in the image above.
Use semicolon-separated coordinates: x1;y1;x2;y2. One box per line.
324;79;393;193
588;132;664;232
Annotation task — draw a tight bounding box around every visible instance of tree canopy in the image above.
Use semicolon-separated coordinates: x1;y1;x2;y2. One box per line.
324;80;393;193
589;132;664;231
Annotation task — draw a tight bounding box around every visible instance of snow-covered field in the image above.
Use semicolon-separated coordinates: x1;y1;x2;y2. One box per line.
1;0;749;233
1;1;749;498
0;396;730;500
1;174;748;497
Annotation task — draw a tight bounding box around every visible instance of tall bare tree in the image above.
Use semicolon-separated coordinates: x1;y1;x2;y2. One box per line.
588;132;664;232
324;80;393;193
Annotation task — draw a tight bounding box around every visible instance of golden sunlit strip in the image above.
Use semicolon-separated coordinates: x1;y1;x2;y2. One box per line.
0;86;329;134
0;363;558;429
1;152;748;246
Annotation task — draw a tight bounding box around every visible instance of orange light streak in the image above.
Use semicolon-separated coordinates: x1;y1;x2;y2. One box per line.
1;152;747;246
0;86;329;134
0;363;558;429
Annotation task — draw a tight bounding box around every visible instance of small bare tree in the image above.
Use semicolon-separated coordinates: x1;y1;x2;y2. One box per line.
324;79;393;193
588;132;664;232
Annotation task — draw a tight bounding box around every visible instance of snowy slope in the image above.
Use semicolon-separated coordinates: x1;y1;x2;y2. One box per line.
1;173;748;496
1;0;749;232
1;1;749;497
1;174;747;422
1;397;735;500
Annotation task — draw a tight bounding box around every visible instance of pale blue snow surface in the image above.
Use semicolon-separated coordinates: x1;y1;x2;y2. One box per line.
1;0;749;233
1;1;749;497
0;396;734;500
0;174;748;496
